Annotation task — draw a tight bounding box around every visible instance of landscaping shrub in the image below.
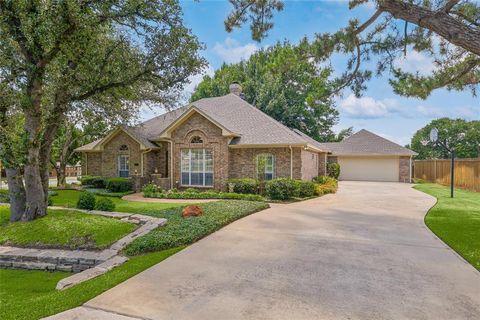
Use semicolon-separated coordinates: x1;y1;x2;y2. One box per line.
142;183;162;197
94;191;134;198
327;163;341;179
76;192;96;210
183;188;200;193
295;180;316;198
47;196;53;206
106;177;133;193
144;190;264;201
314;177;338;196
80;176;107;188
95;198;116;212
265;178;298;200
313;175;337;185
227;178;259;194
0;190;9;203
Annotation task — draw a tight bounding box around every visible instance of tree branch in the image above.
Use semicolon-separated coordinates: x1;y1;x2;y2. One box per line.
353;10;383;35
441;0;460;13
378;0;480;55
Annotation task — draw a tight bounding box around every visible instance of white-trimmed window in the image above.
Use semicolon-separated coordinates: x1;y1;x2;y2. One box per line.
118;155;130;177
257;153;274;180
181;149;213;186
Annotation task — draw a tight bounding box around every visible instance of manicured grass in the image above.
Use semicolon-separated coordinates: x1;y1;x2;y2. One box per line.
415;183;480;271
51;189;185;213
0;205;135;249
0;247;183;320
125;200;269;255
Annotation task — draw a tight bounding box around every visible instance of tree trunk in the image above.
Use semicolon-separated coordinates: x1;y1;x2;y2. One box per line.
58;163;67;188
22;78;47;221
5;168;26;222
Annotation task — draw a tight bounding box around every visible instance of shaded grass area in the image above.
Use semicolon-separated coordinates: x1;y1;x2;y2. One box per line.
0;247;183;320
0;205;135;249
415;183;480;271
51;189;185;213
126;200;269;255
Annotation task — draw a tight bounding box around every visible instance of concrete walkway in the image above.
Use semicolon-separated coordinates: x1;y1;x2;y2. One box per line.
47;182;480;320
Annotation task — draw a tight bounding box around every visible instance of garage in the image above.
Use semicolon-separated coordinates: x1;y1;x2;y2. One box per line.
318;129;416;183
337;156;399;182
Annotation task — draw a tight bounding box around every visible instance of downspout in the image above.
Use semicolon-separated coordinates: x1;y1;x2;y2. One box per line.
170;140;174;189
409;156;412;183
289;145;293;179
140;148;153;177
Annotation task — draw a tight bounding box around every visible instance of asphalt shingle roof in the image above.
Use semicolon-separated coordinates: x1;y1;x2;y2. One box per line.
318;129;417;156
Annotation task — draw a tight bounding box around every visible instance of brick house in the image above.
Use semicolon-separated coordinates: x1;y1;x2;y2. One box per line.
76;84;415;190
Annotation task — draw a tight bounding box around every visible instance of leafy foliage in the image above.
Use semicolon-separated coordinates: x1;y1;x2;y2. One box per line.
125;200;269;255
327;163;341;179
265;178;299;200
227;178;260;194
105;178;133;193
144;190;264;201
81;176;107;189
95;198;116;212
410;118;480;159
76;192;96;210
191;41;339;141
225;0;480;98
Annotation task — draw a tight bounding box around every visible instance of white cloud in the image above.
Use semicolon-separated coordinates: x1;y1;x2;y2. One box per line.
184;64;215;95
394;51;437;75
338;94;402;119
213;37;258;64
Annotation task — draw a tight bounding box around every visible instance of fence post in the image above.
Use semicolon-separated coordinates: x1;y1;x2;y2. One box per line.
433;159;437;183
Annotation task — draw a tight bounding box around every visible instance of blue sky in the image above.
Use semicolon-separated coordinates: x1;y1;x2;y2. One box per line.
143;0;479;146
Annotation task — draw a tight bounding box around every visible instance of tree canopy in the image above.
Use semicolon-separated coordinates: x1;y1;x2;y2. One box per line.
0;0;205;221
225;0;480;99
410;118;480;159
191;41;340;142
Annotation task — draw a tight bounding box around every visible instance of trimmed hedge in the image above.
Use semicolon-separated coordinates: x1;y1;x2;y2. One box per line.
295;180;316;198
80;176;107;188
145;190;264;201
76;192;96;210
95;198;116;212
106;178;133;193
314;176;338;195
327;163;341;179
265;178;298;200
227;178;259;194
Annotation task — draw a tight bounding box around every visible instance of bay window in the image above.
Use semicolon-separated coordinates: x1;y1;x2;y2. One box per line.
181;149;213;186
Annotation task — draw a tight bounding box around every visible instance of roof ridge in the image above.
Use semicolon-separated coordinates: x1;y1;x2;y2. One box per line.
226;93;309;144
351;129;410;149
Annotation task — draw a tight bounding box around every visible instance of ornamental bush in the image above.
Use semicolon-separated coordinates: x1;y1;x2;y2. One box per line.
314;177;338;196
327;163;341;179
95;198;116;212
142;183;162;197
144;190;264;201
265;178;298;200
76;192;96;210
313;175;337;185
295;180;316;198
80;176;107;188
106;177;133;192
227;178;259;194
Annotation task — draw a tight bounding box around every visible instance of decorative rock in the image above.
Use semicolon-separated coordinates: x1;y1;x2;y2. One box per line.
182;205;204;218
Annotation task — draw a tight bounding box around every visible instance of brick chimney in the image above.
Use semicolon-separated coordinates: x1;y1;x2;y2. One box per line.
229;82;242;96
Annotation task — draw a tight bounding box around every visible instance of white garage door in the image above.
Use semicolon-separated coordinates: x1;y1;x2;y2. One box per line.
338;156;400;182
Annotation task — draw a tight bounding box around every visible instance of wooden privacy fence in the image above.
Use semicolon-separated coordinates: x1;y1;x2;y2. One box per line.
414;159;480;192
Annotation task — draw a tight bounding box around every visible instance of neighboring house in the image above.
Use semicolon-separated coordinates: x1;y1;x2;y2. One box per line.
75;83;416;190
49;163;82;178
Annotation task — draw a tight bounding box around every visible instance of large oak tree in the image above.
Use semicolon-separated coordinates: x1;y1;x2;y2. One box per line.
0;1;206;221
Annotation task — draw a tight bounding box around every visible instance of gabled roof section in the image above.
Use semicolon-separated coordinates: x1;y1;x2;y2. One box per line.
319;129;417;156
291;129;331;153
192;94;310;146
156;105;240;139
75;126;159;152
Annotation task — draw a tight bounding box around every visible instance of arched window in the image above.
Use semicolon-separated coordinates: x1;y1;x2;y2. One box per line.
190;136;203;144
119;144;129;151
256;154;274;180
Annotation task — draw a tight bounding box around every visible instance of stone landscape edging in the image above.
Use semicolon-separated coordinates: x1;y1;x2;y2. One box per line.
0;206;166;290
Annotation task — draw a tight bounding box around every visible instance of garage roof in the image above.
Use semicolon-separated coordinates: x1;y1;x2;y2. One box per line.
319;129;417;156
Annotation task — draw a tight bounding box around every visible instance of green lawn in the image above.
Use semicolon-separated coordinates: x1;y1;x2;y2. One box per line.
415;183;480;271
126;200;269;255
0;205;135;249
51;189;185;213
0;247;183;320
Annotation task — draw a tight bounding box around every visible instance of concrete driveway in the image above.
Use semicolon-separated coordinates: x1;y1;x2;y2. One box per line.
48;181;480;320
